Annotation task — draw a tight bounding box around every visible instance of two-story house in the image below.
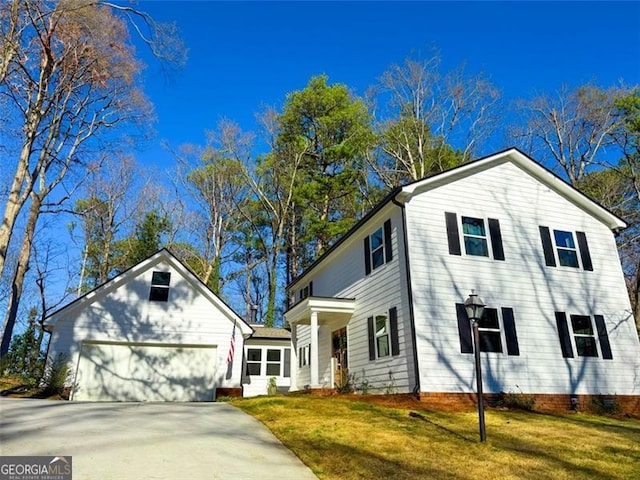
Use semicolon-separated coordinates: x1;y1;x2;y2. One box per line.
285;148;640;411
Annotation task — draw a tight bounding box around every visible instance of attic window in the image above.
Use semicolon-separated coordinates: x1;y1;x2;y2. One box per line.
149;271;171;302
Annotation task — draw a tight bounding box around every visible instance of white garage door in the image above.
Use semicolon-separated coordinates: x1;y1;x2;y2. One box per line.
73;342;217;402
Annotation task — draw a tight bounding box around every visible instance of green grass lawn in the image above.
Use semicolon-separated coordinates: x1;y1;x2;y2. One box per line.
230;395;640;480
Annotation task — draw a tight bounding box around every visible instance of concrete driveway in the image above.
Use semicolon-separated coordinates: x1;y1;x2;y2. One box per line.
0;398;317;480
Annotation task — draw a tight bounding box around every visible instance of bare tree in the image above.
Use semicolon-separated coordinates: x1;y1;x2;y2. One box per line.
73;154;152;289
513;84;630;183
370;53;501;187
237;108;307;325
0;0;184;356
175;120;250;294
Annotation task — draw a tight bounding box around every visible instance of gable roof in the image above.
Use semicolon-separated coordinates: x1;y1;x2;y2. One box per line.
43;249;253;336
396;148;627;231
288;148;626;289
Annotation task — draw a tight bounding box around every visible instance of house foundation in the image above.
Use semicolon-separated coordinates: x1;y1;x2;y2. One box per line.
418;392;640;416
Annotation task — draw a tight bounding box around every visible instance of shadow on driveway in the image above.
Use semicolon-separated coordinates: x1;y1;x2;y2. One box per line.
0;398;317;480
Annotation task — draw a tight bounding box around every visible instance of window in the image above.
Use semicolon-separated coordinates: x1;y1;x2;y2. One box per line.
570;315;598;357
445;213;505;260
149;271;171;302
298;345;310;367
370;228;385;269
246;347;290;377
364;220;393;274
375;315;390;358
462;216;489;257
266;349;281;376
367;308;400;360
539;227;593;271
554;230;579;268
555;312;612;359
299;285;309;301
477;308;502;353
245;348;262;376
456;304;519;356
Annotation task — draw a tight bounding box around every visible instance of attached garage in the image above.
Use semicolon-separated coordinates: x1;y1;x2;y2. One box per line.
43;250;254;402
73;342;217;402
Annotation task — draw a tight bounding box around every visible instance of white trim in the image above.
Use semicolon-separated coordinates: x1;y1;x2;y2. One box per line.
285;297;356;325
43;249;253;336
396;149;627;231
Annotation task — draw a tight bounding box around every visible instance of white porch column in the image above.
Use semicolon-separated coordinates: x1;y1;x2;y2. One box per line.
310;310;319;387
290;323;297;391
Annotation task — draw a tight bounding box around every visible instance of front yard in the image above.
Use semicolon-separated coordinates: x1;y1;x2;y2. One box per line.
230;394;640;480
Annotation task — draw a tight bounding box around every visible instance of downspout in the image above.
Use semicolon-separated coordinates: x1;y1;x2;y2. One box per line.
391;195;421;396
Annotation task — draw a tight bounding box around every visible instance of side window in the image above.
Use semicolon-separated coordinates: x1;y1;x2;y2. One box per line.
367;307;400;360
299;285;309;301
570;315;598;357
245;349;262;376
364;220;393;275
445;213;505;261
299;282;313;301
298;345;310;367
149;271;171;302
370;228;385;269
375;314;390;358
555;312;612;359
540;227;593;271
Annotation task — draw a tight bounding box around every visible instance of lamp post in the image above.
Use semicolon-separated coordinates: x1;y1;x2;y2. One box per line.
465;290;486;442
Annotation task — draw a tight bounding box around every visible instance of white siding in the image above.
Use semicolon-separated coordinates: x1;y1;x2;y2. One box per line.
405;161;640;395
291;207;418;394
47;258;244;399
242;340;292;397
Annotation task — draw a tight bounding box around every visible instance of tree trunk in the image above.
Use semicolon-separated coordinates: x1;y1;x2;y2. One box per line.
264;257;277;328
1;193;41;357
633;257;640;335
0;142;34;279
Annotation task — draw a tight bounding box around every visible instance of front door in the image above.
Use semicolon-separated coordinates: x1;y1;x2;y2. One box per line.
332;328;348;390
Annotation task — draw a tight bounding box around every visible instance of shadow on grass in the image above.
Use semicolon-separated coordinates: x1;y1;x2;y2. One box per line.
1;384;63;400
301;436;466;480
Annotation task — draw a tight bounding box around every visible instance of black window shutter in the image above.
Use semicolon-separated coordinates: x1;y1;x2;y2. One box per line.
576;232;593;271
455;303;473;354
594;315;613;359
488;218;505;261
539;226;557;267
389;307;400;356
309;281;313;296
501;307;519;356
445;212;461;256
284;349;291;377
384;219;393;263
364;236;371;275
298;348;302;368
367;316;376;360
555;312;574;358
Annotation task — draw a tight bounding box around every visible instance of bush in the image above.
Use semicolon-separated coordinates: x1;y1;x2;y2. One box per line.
1;309;46;384
499;387;535;411
41;353;72;397
590;395;620;415
267;377;279;396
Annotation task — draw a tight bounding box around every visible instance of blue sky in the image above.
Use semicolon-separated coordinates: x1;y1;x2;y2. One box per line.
134;1;640;168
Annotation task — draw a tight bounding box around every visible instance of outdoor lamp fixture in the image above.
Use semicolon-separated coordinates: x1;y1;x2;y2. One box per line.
464;289;486;442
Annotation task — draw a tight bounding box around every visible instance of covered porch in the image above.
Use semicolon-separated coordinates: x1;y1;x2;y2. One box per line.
284;297;355;390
